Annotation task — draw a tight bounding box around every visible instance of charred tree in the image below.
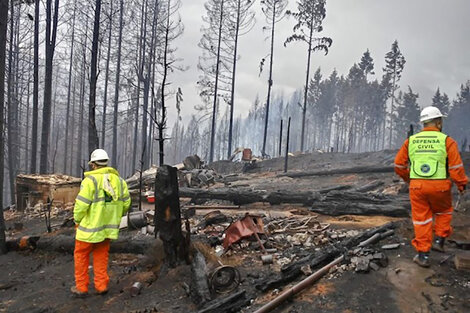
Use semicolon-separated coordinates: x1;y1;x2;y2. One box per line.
285;0;332;152
63;5;76;174
39;0;59;174
88;0;102;155
226;0;255;159
0;0;9;254
156;0;184;166
260;0;288;157
30;0;39;173
101;0;113;148
112;0;124;166
154;165;188;268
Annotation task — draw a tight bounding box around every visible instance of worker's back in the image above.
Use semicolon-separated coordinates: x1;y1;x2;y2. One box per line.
74;166;131;243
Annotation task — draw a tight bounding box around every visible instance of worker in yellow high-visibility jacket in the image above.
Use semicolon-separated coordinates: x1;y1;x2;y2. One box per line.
71;149;131;297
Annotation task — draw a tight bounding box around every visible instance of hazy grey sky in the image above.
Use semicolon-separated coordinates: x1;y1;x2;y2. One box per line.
169;0;470;124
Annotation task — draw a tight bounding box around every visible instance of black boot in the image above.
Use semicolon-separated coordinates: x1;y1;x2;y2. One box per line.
413;252;430;268
432;236;445;253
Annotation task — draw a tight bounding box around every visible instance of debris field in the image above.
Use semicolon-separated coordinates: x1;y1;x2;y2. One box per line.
1;150;470;313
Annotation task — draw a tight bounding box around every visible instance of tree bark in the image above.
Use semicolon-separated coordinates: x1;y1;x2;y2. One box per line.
30;0;39;174
0;0;9;254
88;0;101;155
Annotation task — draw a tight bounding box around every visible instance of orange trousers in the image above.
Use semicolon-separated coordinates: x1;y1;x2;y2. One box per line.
409;180;453;252
74;239;110;293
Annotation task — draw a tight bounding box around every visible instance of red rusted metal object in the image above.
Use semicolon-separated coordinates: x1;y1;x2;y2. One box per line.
223;213;265;250
242;148;252;161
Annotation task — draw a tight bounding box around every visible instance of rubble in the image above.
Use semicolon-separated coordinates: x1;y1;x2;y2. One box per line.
16;174;80;211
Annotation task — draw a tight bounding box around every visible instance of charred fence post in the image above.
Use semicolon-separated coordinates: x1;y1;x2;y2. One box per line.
284;117;291;173
407;124;414;138
154;165;188;268
279;119;283;157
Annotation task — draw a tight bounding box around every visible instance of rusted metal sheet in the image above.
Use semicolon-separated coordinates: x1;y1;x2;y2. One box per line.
223;213;265;250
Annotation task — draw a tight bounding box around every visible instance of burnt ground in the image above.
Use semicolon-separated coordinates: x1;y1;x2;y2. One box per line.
1;151;470;313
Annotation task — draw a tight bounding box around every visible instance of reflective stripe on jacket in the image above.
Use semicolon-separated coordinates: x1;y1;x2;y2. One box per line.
74;167;131;243
409;131;447;179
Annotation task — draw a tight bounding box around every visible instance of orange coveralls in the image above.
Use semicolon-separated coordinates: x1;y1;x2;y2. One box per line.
74;239;110;293
394;126;468;252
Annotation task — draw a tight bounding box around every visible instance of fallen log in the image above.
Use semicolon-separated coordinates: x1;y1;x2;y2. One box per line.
279;165;394;178
310;191;410;217
255;222;397;292
179;186;351;206
7;234;156;254
180;187;408;217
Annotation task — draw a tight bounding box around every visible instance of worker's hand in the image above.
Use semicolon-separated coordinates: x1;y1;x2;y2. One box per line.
74;224;79;230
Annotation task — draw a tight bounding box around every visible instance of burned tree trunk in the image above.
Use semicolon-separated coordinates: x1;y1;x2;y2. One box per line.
0;0;8;254
154;165;188;267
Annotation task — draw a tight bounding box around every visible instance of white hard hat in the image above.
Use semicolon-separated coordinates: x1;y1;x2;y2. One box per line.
420;106;446;123
89;149;109;165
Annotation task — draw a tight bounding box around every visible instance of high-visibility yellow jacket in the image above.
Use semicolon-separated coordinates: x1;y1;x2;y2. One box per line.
74;167;131;243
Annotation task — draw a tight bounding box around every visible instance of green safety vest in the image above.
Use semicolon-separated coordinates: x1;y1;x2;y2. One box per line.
74;167;131;243
408;131;448;179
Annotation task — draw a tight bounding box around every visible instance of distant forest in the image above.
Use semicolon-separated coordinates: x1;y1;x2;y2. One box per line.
1;0;469;207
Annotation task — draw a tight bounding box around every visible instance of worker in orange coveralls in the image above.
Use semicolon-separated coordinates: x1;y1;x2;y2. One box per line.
71;149;131;297
394;106;467;267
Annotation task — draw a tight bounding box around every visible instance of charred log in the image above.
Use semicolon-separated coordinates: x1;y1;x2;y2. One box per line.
310;191;410;217
7;234;155;254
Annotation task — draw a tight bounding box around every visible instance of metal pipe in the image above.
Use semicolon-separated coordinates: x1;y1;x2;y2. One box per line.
253;255;344;313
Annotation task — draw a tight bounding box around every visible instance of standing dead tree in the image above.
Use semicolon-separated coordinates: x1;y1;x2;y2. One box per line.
226;0;255;159
198;0;233;163
285;0;331;152
63;3;76;174
88;0;102;155
30;0;39;173
260;0;288;157
0;0;9;254
112;0;124;166
155;0;184;166
39;0;59;174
